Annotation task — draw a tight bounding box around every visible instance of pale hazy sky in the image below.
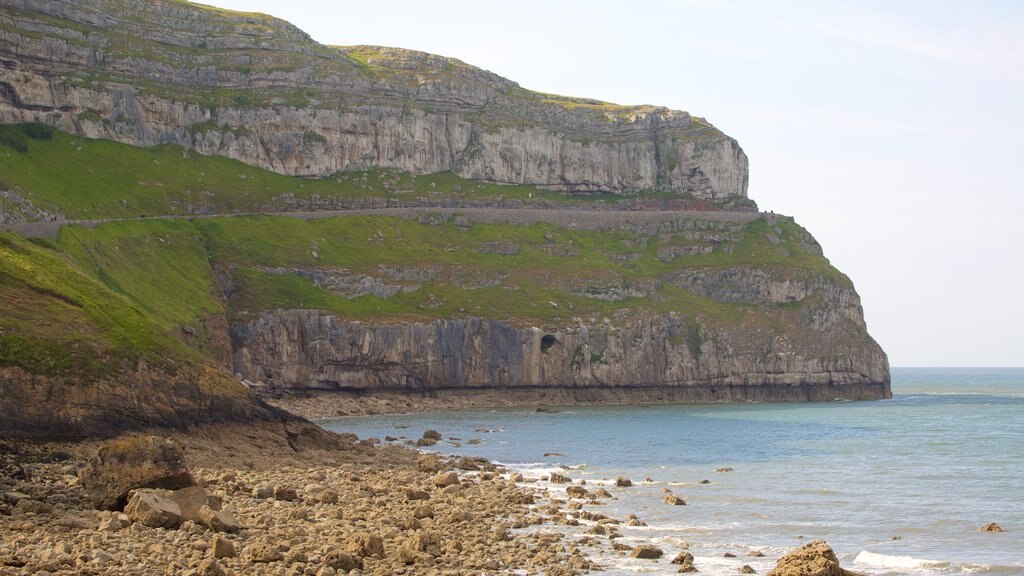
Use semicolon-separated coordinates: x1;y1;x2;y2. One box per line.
198;0;1023;367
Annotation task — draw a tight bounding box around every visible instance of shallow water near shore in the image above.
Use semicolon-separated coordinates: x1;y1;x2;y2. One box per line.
319;368;1024;575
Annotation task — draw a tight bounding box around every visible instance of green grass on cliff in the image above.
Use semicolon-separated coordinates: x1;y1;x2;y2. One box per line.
0;231;195;378
0;124;662;220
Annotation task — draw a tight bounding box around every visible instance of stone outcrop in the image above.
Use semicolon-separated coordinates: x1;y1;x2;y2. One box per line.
0;0;748;201
230;308;889;401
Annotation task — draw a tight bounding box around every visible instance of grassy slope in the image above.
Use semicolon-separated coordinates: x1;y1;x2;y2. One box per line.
0;231;197;379
0;125;668;220
0;123;852;376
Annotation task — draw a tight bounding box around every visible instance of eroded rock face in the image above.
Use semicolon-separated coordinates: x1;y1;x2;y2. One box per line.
230;310;890;401
0;0;748;200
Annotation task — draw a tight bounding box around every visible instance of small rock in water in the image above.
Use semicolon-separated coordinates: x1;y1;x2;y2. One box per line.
615;476;633;487
630;545;663;559
543;452;564;457
700;479;712;484
672;551;695;565
740;565;757;574
748;550;766;557
724;552;737;557
664;493;686;505
716;467;734;473
421;429;442;441
980;523;1005;532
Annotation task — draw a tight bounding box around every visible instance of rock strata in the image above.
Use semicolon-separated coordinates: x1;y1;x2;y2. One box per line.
0;0;749;201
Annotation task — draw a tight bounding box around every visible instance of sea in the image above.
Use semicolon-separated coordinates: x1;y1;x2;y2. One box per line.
318;368;1024;575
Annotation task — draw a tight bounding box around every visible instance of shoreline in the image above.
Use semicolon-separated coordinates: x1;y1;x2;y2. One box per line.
256;382;892;420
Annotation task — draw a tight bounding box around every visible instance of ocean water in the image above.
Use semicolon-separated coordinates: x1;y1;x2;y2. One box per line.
319;368;1024;575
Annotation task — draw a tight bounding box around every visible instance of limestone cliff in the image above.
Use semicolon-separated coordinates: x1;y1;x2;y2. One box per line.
0;0;748;202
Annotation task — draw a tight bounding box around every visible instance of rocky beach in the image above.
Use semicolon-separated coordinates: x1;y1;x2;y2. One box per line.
0;418;872;576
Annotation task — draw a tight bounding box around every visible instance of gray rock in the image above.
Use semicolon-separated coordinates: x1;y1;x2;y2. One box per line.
124;491;181;529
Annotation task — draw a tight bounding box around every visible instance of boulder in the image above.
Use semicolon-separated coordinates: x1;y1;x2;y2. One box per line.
549;472;571;484
566;486;589;499
980;523;1004;532
742;566;757;574
767;540;864;576
198;505;241;533
13;498;52;514
346;533;385;558
616;476;633;487
251;484;273;499
163;486;222;523
324;549;361;571
248;542;283;563
421;429;442;441
417;454;441;473
211;535;236;558
665;493;687;505
672;551;695;565
79;436;194;510
433;471;459;488
273;486;298;501
631;545;664;559
124;490;181;529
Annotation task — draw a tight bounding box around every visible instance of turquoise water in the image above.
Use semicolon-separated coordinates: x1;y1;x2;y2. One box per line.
319;368;1024;575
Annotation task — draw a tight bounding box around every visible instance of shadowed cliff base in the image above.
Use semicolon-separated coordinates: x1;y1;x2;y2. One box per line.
257;382;893;420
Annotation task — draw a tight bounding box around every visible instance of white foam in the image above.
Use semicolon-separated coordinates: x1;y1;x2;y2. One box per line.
854;550;949;570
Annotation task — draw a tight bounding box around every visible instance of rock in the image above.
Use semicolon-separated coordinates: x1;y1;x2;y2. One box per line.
422;430;442;441
407;530;442;557
417;454;441;473
251;484;273;499
324;549;361;571
13;498;51;514
700;479;712;484
741;566;757;574
749;551;766;557
678;564;699;573
196;558;226;576
717;467;735;473
433;471;460;488
665;493;687;505
317;488;339;504
980;523;1004;532
198;505;241;533
415;437;438;447
566;486;588;499
78;436;194;510
346;533;385;558
510;473;525;482
767;540;863;576
549;472;571;484
124;490;181;529
593;488;613;499
272;486;298;501
631;545;664;559
616;476;633;487
405;489;430;501
673;552;695;565
211;535;236;558
164;486;222;523
248;542;283;563
725;553;737;557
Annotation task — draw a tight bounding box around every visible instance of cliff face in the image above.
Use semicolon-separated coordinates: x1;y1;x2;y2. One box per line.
0;0;748;200
230;311;889;401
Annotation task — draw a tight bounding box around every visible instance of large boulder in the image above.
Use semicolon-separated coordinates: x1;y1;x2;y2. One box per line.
78;436;194;510
767;540;863;576
124;491;181;528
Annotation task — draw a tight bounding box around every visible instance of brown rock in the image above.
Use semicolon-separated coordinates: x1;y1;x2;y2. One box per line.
12;498;51;514
767;540;863;576
346;533;385;558
631;545;664;559
324;549;361;571
196;558;226;576
678;564;699;573
741;565;757;574
980;523;1004;532
673;551;695;565
549;472;571;483
407;530;442;557
198;505;241;533
417;454;441;473
433;471;460;487
616;476;633;487
211;535;236;558
566;486;588;499
272;486;298;501
665;493;687;505
124;490;181;529
248;542;283;563
164;486;222;523
78;436;194;510
422;429;443;441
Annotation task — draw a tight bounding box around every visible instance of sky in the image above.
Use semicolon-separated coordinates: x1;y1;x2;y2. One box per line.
198;0;1023;367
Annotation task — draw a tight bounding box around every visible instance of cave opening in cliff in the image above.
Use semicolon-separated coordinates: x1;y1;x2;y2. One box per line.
541;334;557;354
